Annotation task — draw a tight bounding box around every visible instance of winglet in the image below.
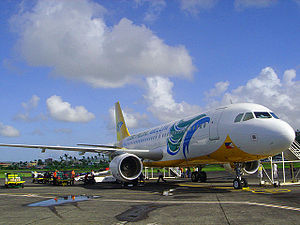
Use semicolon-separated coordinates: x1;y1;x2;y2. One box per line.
115;102;130;142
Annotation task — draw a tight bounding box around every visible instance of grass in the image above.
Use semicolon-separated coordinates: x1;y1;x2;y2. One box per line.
0;172;32;179
0;162;298;179
261;162;300;169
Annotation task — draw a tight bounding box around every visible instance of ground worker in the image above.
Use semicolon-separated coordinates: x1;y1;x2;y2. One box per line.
53;170;58;186
138;173;145;186
258;164;263;185
157;169;166;183
273;163;278;180
71;170;75;185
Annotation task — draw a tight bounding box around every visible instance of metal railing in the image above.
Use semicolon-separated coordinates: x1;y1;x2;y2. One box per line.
288;140;300;159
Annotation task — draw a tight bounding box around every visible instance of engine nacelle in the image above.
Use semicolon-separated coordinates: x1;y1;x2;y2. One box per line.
109;153;143;182
242;160;260;175
223;160;260;175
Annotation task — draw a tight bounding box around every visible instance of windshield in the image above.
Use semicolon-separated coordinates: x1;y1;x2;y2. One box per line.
254;112;272;119
234;113;244;123
243;112;254;121
270;112;279;119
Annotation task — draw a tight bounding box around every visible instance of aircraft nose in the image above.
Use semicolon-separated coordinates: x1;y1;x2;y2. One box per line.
268;121;295;154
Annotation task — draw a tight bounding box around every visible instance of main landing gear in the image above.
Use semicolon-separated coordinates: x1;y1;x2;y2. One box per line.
191;168;207;183
233;163;248;189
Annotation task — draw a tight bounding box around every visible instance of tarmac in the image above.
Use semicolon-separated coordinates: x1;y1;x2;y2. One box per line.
0;171;299;225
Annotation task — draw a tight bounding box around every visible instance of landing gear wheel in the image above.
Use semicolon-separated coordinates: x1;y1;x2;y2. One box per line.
191;172;199;182
241;178;248;187
199;171;207;182
233;178;242;189
273;181;280;187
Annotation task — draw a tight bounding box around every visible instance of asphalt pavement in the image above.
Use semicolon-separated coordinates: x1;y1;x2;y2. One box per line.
0;171;299;225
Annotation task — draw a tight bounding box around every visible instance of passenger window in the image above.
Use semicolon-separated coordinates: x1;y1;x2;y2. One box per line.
243;112;254;121
234;113;244;123
254;112;272;119
270;112;279;119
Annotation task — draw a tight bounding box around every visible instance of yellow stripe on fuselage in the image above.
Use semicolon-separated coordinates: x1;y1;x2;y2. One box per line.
143;135;269;167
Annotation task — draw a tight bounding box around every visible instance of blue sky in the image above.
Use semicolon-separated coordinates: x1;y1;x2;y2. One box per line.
1;0;300;161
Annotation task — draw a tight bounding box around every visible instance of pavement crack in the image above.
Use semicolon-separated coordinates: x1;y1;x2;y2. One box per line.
215;193;230;225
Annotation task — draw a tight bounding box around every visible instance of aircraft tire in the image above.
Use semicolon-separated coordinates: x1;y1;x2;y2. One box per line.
191;172;199;182
233;178;242;189
199;171;207;182
241;178;248;187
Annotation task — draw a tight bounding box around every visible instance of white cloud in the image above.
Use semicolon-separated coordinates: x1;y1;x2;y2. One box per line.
145;76;201;122
11;0;194;88
234;0;277;10
109;107;150;130
15;95;46;122
21;95;40;110
180;0;218;15
207;67;300;129
205;81;229;98
283;69;296;86
0;123;20;137
135;0;166;22
46;95;95;123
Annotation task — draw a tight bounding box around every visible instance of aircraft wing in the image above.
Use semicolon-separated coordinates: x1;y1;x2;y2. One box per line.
77;143;119;148
0;143;162;160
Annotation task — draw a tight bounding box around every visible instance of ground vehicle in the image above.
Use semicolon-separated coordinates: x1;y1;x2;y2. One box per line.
4;173;25;188
83;173;96;185
42;172;53;184
54;171;74;186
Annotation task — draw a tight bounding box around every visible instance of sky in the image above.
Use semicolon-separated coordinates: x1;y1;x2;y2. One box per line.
0;0;300;161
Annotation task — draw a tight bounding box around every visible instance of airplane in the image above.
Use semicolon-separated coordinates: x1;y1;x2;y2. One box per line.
0;102;295;189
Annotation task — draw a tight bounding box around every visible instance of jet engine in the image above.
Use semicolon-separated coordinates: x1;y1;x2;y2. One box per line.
241;160;260;174
109;153;143;182
223;160;260;175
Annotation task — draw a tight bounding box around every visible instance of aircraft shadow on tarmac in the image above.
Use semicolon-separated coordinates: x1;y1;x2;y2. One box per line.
80;180;232;194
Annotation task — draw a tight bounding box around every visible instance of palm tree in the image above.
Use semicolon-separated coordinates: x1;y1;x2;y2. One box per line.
64;153;68;161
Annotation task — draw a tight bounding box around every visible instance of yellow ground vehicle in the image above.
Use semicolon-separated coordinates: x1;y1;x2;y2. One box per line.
5;173;25;188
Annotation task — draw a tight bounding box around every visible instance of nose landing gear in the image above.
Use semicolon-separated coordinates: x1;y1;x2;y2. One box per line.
233;163;248;189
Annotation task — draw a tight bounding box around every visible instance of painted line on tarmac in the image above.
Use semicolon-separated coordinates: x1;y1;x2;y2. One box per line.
0;193;52;198
177;183;292;194
177;183;234;189
98;199;300;212
1;192;299;212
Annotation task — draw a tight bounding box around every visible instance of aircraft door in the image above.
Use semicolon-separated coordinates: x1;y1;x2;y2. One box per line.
209;109;224;141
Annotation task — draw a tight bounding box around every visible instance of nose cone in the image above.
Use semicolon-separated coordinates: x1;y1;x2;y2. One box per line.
233;119;295;156
267;120;295;155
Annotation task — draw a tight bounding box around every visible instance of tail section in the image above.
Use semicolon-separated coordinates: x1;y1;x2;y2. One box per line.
115;102;130;142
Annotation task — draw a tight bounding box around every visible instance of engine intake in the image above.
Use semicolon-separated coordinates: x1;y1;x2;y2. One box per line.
223;160;260;175
242;160;259;174
109;153;143;182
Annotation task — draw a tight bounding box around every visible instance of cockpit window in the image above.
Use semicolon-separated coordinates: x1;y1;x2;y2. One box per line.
243;112;254;121
270;112;279;119
254;112;272;119
234;113;244;123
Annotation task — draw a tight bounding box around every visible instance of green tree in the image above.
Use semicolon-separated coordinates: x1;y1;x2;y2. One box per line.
37;159;43;165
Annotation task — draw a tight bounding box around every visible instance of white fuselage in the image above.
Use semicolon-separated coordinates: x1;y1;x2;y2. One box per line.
121;103;295;167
